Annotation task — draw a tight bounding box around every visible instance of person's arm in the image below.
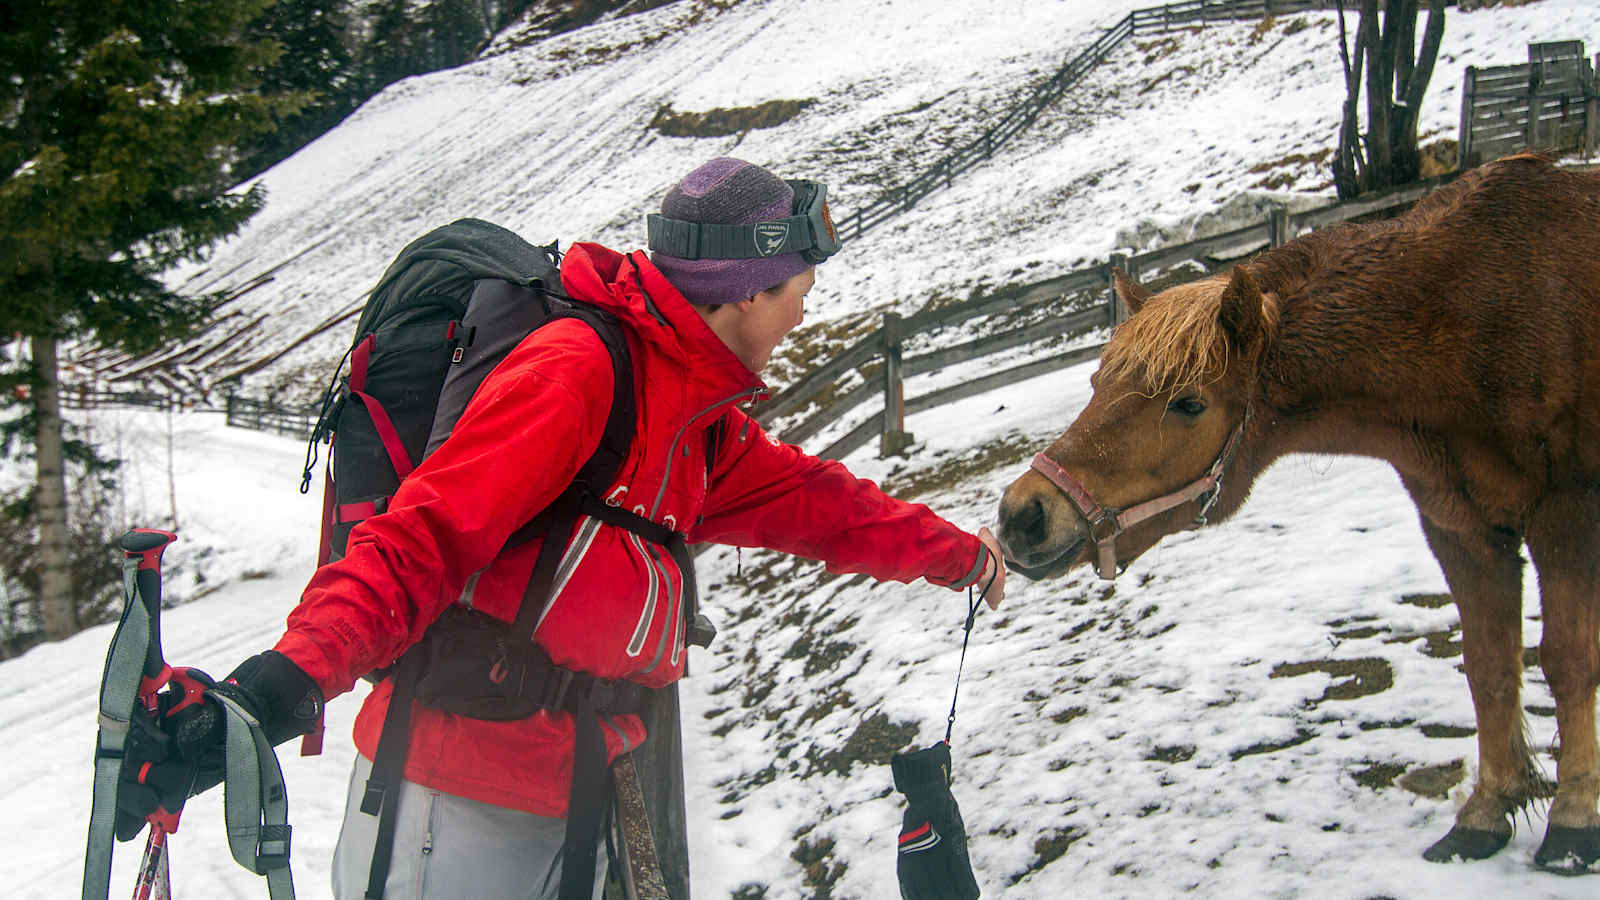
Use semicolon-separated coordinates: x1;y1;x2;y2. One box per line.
688;410;1001;599
274;321;614;699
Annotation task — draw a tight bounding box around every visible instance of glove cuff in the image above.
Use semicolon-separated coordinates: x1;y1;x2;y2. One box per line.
222;650;325;746
892;741;953;795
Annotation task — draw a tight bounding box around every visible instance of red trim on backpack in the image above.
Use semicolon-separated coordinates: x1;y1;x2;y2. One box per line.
338;500;382;524
350;335;416;481
317;465;336;569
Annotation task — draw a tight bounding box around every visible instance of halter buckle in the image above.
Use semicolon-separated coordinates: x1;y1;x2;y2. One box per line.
1086;508;1122;544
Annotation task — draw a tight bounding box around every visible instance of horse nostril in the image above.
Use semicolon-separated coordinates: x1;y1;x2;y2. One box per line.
1022;498;1049;548
1003;497;1047;550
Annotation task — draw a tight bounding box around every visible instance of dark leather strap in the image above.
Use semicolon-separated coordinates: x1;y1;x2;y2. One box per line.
361;651;423;900
559;690;611;900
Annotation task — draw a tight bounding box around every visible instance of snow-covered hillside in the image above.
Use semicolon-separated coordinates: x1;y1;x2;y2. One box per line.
13;1;1600;898
89;0;1596;405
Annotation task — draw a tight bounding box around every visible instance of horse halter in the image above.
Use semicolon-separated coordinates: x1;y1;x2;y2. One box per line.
1029;407;1251;579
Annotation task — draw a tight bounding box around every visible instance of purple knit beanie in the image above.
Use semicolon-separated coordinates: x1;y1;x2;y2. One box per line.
650;157;815;305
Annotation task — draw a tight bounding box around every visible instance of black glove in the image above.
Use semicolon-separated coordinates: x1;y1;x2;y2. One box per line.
114;650;323;841
892;741;980;900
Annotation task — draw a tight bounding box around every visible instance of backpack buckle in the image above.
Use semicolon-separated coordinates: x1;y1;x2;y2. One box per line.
587;677;618;712
687;613;717;649
533;667;574;711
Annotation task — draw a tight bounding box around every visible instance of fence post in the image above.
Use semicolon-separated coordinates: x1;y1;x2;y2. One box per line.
1526;46;1546;151
1458;67;1477;170
878;313;914;457
1588;54;1599;159
1107;253;1131;327
1267;205;1291;248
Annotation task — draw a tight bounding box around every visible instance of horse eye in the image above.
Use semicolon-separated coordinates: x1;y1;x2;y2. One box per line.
1168;396;1207;417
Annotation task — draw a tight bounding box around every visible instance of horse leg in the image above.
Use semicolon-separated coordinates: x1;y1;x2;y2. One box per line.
1413;515;1534;862
1524;506;1600;873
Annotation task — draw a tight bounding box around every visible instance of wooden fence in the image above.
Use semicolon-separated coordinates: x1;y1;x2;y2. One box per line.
755;175;1451;461
1459;41;1599;168
831;0;1368;242
224;395;319;439
58;388;179;411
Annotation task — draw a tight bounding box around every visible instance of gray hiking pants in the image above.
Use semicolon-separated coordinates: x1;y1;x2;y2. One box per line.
330;755;606;900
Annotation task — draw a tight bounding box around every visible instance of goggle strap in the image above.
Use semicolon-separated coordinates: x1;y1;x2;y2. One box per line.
646;213;816;260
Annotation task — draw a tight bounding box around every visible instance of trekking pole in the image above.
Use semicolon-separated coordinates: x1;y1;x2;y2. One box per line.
84;529;177;900
86;530;299;900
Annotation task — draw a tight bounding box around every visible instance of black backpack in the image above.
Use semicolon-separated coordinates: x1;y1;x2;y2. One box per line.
299;218;700;900
303;217;635;568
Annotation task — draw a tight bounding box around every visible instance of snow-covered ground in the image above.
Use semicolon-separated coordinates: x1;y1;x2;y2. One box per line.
2;370;1585;898
9;0;1600;897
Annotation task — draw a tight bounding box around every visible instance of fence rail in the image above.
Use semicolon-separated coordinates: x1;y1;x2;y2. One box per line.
756;174;1454;461
58;389;178;411
224;396;318;439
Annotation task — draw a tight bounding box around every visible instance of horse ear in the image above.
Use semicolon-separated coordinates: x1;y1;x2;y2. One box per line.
1218;266;1265;356
1113;269;1152;316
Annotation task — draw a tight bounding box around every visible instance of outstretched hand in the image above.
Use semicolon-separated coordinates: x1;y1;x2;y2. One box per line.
975;527;1006;610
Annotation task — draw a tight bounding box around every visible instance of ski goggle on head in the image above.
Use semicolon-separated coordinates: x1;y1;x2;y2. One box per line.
646;179;841;265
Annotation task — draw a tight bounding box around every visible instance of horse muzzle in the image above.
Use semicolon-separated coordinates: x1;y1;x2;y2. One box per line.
996;471;1095;579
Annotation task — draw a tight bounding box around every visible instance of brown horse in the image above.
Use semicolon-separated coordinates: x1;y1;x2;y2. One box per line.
996;154;1600;872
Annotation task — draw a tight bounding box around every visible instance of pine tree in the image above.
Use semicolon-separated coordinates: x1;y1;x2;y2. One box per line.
0;0;307;639
423;0;490;72
240;0;361;178
362;0;432;92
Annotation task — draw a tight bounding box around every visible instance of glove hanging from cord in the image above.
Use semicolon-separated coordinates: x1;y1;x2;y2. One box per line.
891;741;980;900
890;571;989;900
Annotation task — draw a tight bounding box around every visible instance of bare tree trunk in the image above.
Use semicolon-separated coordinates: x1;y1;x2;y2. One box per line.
1334;0;1443;198
32;335;76;640
1366;0;1393;190
1395;3;1446;182
165;401;180;530
1334;0;1370;199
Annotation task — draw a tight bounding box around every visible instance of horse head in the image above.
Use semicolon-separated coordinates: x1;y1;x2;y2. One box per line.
998;265;1275;579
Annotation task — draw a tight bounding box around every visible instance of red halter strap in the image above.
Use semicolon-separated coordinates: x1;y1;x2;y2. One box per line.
1030;409;1249;579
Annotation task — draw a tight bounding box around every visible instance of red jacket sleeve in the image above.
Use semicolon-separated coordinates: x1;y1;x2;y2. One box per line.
274;320;613;698
686;410;985;588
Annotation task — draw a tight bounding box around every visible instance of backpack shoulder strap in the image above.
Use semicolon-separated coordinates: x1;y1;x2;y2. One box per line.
557;302;635;498
502;302;637;651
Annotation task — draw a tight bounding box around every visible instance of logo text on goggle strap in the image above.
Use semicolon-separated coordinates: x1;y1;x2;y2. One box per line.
754;222;790;256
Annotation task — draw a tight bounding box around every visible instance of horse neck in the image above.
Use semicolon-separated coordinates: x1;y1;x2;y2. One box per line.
1249;238;1480;467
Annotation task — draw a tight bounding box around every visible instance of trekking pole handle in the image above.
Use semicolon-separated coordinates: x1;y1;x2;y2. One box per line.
119;529;177;693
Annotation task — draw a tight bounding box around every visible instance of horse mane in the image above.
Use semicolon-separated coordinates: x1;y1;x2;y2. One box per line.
1100;274;1281;395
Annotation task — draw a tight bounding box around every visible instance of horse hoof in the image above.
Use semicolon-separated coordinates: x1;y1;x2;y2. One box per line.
1422;826;1509;862
1534;826;1600;874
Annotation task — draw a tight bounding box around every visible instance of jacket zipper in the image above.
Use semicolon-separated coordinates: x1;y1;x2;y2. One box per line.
649;386;767;518
641;541;681;675
624;532;661;657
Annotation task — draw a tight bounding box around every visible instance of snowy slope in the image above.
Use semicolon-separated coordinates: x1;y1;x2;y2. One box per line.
96;0;1598;405
11;1;1600;898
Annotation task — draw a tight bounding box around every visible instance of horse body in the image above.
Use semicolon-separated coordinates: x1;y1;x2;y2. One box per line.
998;154;1600;870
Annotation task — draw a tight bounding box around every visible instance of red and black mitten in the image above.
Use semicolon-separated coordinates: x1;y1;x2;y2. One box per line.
891;741;980;900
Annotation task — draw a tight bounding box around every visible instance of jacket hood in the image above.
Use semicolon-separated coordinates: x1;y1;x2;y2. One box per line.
560;241;765;403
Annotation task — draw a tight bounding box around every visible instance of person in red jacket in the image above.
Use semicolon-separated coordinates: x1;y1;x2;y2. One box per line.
116;157;1006;900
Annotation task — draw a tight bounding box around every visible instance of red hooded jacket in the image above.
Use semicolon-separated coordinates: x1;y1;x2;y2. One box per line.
273;243;986;815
